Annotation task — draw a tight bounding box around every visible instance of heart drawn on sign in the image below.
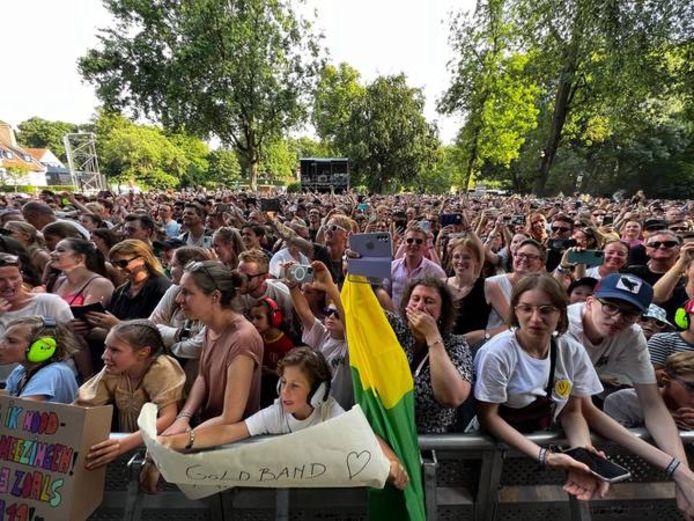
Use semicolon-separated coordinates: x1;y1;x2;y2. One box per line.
346;450;372;479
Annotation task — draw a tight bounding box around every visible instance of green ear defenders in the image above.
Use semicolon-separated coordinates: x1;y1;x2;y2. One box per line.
674;300;694;331
26;317;58;364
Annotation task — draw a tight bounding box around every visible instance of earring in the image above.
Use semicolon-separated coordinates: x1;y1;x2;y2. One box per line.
552;330;559;338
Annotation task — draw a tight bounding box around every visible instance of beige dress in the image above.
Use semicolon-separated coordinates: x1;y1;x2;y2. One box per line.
75;355;185;432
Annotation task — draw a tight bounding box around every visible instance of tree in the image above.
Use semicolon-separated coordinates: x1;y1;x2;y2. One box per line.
16;117;79;162
439;0;540;191
207;149;242;188
79;0;323;189
331;74;439;192
313;63;365;149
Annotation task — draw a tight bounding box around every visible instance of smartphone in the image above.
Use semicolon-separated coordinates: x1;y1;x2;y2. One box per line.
348;233;392;280
419;220;431;232
260;198;281;213
562;447;631;483
568;249;605;266
70;302;107;319
602;215;614;225
440;213;463;226
357;203;369;212
202;236;213;249
511;215;525;226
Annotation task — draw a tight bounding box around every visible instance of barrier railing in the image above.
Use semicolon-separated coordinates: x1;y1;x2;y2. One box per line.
89;429;693;521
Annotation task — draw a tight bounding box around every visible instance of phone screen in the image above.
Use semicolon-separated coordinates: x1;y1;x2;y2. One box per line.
563;448;631;482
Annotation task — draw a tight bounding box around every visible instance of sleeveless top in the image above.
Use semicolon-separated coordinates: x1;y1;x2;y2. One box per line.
453;276;492;335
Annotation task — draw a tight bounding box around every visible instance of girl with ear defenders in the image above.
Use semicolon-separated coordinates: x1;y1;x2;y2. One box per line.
74;319;185;470
2;316;80;403
159;346;410;491
248;297;295;407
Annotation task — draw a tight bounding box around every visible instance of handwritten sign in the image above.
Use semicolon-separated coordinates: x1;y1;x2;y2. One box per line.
138;404;390;499
0;396;112;521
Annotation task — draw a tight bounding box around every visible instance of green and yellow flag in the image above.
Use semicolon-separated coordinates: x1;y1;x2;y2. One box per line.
342;276;425;520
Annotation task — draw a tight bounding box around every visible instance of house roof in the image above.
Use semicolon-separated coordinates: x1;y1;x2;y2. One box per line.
24;148;48;161
0;142;44;172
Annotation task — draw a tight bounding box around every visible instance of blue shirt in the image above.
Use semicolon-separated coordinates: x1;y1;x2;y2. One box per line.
6;362;78;404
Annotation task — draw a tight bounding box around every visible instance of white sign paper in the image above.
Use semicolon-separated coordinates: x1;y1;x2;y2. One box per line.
138;404;390;499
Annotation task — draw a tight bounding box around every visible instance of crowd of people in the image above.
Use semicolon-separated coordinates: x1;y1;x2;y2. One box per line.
0;187;694;513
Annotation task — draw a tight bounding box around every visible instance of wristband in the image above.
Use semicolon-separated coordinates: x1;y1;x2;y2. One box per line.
665;457;681;479
185;428;196;450
538;447;549;467
177;411;193;421
555;265;570;274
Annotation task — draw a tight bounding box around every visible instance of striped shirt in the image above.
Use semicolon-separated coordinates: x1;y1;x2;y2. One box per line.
648;332;694;367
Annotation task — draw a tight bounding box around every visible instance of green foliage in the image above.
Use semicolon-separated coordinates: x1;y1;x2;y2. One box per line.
79;0;324;189
207;148;242;187
313;63;365;148
286;181;302;193
16;117;79;162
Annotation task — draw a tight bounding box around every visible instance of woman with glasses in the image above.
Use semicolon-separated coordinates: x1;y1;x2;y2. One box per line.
0;252;74;384
287;260;352;410
482;239;547;339
386;276;472;433
84;240;171;338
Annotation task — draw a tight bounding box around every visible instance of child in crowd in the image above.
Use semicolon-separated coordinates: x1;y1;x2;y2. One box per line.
605;351;694;430
249;297;296;406
159;347;408;490
567;277;598;304
649;299;694;377
74;319;185;469
2;316;80;403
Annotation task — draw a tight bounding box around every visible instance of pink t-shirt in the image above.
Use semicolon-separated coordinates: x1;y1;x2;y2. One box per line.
198;318;264;421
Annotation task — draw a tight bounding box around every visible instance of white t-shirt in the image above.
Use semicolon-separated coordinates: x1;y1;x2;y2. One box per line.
245;396;344;436
474;329;603;421
302;318;353;410
566;302;655;386
485;274;513;329
0;294;74;383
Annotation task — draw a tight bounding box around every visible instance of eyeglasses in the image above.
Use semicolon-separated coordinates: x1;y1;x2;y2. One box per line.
596;298;640;321
646;240;679;249
670;227;689;233
406;238;424;245
0;253;20;267
638;316;669;329
514;304;560;317
188;261;219;290
551;226;571;233
245;272;267;280
515;252;541;261
110;256;140;269
324;308;340;319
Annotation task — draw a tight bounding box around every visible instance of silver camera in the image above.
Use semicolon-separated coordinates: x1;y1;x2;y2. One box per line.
285;264;314;284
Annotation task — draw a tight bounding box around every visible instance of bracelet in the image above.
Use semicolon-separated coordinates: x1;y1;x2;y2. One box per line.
177;411;192;420
665;457;681;479
185;429;196;450
428;338;443;348
538;447;550;467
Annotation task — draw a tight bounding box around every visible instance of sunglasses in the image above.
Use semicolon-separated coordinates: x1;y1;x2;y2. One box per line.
670;227;689;233
646;240;679;249
188;261;219;290
551;226;571;233
110;256;140;269
324;308;340;319
406;238;424;245
328;224;348;233
245;272;268;280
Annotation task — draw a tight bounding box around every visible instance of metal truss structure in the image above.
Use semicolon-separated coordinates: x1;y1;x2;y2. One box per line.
63;133;107;192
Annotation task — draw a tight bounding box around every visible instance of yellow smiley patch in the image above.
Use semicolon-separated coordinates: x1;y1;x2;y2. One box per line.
554;379;572;399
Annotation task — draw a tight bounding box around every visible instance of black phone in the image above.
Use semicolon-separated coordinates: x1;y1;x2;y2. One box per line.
439;213;463;226
70;302;107;319
567;249;605;266
562;447;631;483
602;215;614;225
260;198;281;213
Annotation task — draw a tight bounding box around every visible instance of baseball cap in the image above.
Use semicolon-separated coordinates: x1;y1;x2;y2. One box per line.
593;273;653;312
643;219;668;232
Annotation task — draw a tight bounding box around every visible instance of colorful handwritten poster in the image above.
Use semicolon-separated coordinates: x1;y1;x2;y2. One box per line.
138;404;390;499
0;396;112;521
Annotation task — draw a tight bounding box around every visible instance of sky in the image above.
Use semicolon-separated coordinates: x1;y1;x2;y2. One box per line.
1;0;475;144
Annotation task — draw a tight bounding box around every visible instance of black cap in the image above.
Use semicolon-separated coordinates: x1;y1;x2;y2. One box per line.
153;238;185;250
644;219;668;231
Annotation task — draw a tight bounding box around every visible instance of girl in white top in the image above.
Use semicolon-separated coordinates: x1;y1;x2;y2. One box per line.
160;347;409;490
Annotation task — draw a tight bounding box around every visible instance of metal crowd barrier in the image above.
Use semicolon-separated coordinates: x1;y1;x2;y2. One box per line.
88;430;694;521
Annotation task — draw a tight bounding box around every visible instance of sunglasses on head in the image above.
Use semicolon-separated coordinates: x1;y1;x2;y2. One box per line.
110;256;140;269
406;238;424;245
647;240;679;249
0;253;20;267
324;308;340;319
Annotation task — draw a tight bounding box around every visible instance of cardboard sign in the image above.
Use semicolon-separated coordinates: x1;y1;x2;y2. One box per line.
0;396;112;521
139;404;390;499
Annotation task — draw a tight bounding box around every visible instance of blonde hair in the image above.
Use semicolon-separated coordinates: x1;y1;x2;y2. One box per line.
4;221;45;253
664;352;694;381
329;214;358;233
6;316;81;362
238;248;269;271
109;239;165;276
